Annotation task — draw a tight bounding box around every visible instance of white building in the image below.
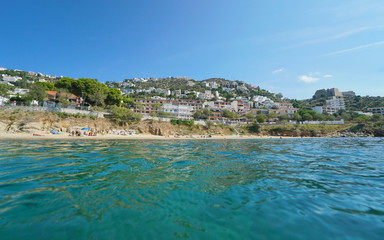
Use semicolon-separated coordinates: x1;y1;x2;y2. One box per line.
368;107;384;116
204;100;238;112
2;74;22;83
312;106;323;114
0;96;9;105
354;111;373;116
252;95;269;103
203;90;215;100
205;81;219;89
8;88;29;97
154;89;171;95
261;100;277;109
122;89;135;94
162;101;194;119
325;97;345;114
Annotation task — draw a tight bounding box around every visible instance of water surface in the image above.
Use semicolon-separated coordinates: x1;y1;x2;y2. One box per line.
0;138;383;239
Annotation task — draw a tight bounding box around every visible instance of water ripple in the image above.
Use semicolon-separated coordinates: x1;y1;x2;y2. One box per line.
0;138;383;239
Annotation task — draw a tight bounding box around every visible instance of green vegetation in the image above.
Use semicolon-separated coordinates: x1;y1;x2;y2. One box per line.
56;112;88;119
256;114;266;123
192;108;212;119
27;84;46;102
247;122;260;133
55;77;110;106
262;124;351;137
222;109;240;120
170;119;195;126
35;82;56;91
0;85;15;96
110;106;142;125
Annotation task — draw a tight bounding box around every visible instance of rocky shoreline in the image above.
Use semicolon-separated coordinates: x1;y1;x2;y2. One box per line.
1;110;383;138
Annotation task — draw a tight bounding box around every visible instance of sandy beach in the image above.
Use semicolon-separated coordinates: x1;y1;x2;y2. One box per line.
0;131;287;140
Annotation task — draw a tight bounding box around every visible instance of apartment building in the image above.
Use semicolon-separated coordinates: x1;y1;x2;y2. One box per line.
325;96;345;114
134;99;203;118
368;107;384;116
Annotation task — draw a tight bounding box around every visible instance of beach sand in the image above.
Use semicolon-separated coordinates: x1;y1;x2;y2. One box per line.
0;131;287;140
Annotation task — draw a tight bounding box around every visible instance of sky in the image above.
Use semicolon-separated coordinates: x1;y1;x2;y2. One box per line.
1;0;384;99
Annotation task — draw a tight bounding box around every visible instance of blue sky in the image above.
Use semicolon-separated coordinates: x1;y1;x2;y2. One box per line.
1;0;383;99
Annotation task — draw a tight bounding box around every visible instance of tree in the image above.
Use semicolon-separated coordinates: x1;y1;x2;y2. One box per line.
275;93;283;100
27;84;46;102
247;122;260;133
0;84;14;96
105;88;123;106
245;112;254;121
355;115;370;123
156;111;173;118
256;114;266;123
302;113;313;121
222;109;239;120
74;78;109;101
55;77;76;90
267;112;278;122
293;112;302;121
55;77;109;106
205;120;214;130
193;108;212;119
122;96;135;108
278;114;289;122
35;82;56;91
88;90;107;106
371;114;383;122
111;106;142;124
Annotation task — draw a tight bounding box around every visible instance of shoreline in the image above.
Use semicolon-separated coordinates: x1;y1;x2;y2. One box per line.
0;132;294;140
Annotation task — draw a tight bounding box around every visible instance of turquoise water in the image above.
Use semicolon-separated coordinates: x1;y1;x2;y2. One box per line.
0;138;383;239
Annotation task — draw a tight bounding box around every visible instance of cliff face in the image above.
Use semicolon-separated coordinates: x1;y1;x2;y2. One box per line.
0;111;113;134
0;110;233;136
128;120;233;136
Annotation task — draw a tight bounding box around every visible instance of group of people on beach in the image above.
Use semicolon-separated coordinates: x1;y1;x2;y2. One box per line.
68;129;98;137
173;134;212;138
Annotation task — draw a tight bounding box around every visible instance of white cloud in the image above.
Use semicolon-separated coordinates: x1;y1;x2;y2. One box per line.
272;68;284;74
298;75;320;83
323;74;333;78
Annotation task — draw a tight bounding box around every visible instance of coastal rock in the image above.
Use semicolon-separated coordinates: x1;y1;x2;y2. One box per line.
331;131;373;138
18;122;42;133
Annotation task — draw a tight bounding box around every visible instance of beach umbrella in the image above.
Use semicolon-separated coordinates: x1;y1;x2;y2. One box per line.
81;128;90;130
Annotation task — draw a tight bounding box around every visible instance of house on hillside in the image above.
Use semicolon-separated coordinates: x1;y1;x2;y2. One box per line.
368;107;384;116
8;88;29;98
0;96;9;105
43;91;82;108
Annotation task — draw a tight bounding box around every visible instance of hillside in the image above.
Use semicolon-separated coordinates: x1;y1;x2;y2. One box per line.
296;95;384;111
1;68;281;101
106;76;281;101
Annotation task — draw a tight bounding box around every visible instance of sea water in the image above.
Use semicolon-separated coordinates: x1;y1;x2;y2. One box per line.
0;138;383;239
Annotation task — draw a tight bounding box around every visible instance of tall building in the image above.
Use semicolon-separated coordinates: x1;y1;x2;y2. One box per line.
324;96;345;114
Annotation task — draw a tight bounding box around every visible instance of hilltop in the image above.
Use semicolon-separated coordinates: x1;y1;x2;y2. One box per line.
105;76;281;101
